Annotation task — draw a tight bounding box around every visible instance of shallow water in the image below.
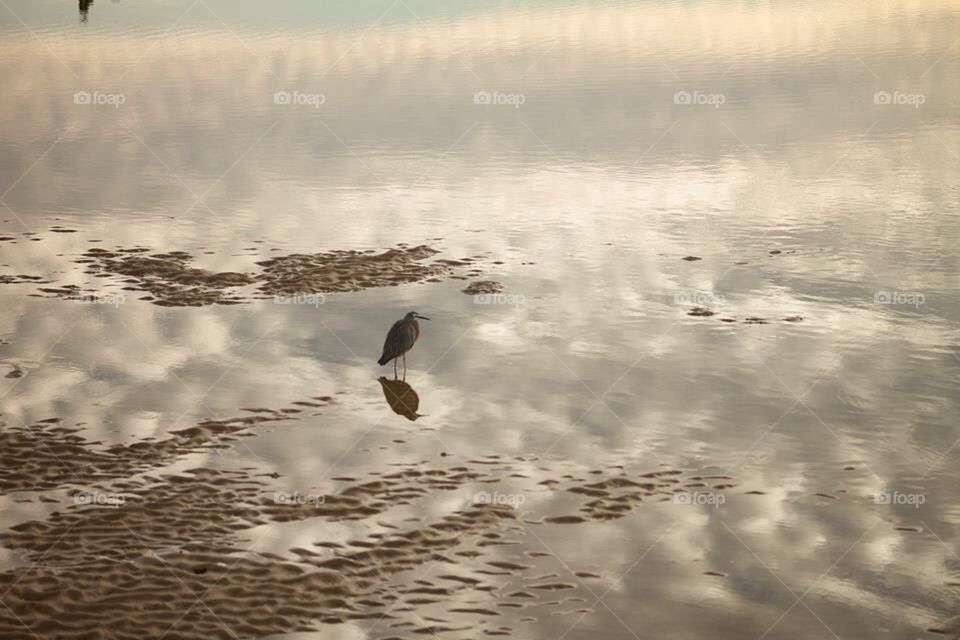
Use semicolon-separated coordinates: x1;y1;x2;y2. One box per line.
1;1;959;638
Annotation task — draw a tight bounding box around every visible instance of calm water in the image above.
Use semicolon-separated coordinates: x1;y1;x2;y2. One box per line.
1;1;959;638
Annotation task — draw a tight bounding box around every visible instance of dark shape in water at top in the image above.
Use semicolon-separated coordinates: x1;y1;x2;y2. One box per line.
377;376;423;421
80;0;123;25
79;0;93;22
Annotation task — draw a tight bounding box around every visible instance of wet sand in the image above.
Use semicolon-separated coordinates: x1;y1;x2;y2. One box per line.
0;400;728;640
72;245;483;306
0;243;488;307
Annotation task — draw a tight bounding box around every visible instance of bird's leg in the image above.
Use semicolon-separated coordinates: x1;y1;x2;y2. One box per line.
393;359;398;379
402;354;407;381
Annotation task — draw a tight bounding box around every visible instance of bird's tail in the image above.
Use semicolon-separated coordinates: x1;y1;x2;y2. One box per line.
377;354;390;366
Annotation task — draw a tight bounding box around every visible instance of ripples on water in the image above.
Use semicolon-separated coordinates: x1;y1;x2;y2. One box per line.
0;1;958;638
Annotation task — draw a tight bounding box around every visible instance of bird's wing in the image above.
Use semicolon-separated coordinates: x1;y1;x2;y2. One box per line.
381;320;406;360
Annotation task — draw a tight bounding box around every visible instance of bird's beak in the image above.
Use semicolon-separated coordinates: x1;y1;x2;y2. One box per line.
418;315;430;320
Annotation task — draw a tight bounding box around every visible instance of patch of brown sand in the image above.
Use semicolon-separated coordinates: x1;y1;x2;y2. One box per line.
80;248;255;306
461;281;503;295
0;464;522;639
0;542;361;639
255;245;461;296
0;399;332;493
549;468;734;521
70;244;480;306
0;274;50;284
0;414;739;640
0;463;499;563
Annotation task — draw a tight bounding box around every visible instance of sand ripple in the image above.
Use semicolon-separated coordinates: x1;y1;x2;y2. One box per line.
0;400;331;493
0;390;737;640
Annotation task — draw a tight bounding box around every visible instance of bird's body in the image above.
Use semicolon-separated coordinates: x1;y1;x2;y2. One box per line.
378;311;429;377
378;319;419;365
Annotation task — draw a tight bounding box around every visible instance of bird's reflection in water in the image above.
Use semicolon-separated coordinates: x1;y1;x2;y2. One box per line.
377;376;423;421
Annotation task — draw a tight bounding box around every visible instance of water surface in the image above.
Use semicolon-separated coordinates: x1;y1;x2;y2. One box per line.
1;1;959;638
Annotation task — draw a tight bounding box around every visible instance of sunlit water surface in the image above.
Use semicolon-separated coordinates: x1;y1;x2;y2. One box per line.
1;0;959;638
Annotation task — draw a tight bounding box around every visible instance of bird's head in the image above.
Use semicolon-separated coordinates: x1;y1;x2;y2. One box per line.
405;311;430;321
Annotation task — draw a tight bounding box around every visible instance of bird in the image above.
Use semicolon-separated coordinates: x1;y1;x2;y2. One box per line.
378;311;429;378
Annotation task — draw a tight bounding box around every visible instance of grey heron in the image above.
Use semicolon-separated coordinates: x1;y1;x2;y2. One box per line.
377;311;429;377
